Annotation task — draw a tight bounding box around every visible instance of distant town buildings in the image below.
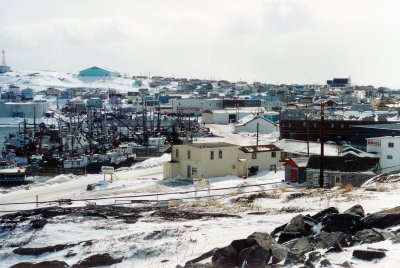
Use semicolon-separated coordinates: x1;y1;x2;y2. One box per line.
0;100;50;118
327;77;351;88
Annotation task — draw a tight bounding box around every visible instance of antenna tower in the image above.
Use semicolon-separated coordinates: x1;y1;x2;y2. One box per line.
1;50;6;66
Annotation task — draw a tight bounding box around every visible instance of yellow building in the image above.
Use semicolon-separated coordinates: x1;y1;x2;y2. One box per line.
237;145;282;176
163;142;282;180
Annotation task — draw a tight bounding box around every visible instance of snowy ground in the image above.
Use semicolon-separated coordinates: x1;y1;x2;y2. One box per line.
0;125;399;267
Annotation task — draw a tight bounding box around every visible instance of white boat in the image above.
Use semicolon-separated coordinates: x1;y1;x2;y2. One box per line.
0;161;26;183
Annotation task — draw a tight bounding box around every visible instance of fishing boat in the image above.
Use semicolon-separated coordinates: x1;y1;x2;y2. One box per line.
0;161;26;183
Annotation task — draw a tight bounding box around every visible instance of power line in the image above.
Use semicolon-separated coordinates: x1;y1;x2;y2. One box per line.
0;185;291;214
0;181;284;207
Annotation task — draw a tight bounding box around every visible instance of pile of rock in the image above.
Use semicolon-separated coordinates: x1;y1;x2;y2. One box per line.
181;204;400;268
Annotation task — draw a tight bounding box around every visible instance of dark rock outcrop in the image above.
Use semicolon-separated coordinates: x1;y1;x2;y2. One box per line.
271;244;289;263
13;243;75;256
311;207;339;222
321;213;362;233
247;232;276;251
352;249;386;261
10;261;70;268
307;251;321;263
315;231;351;249
278;231;303;244
320;258;332;267
30;218;47;229
239;245;270;267
291;237;315;255
355;206;400;231
344;205;365;218
212;244;240;267
278;214;315;243
211;233;277;267
283;251;306;266
354;228;394;244
73;253;122;267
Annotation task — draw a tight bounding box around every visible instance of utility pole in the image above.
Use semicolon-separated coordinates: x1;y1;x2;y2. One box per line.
256;123;259;146
33;106;36;137
306;113;309;156
319;103;325;188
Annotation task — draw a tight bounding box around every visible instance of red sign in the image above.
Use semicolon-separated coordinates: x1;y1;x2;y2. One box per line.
177;107;200;111
367;140;381;146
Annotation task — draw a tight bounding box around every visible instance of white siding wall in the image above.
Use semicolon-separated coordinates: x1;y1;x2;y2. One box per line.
366;137;400;172
234;118;276;134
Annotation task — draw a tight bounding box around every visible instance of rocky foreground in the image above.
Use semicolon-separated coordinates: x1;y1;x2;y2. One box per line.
0;205;239;268
1;201;400;267
180;204;400;268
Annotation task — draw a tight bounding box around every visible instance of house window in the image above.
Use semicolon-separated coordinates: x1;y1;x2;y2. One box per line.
387;155;393;159
210;151;214;160
187;150;191;159
288;123;292;128
176;149;179;158
388;142;394;148
334;175;341;184
252;152;257;159
314;123;317;128
331;123;335;128
232;164;236;169
270;164;276;171
271;151;276;158
219;150;223;159
303;122;306;127
282;123;285;127
341;124;344;129
192;167;197;176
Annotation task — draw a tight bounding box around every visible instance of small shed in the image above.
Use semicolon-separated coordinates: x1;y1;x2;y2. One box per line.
283;157;309;183
305;156;380;187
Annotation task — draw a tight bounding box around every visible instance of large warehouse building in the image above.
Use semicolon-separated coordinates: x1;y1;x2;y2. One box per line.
78;66;120;77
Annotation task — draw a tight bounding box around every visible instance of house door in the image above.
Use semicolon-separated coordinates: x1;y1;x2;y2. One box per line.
187;165;191;179
228;114;236;123
290;168;298;183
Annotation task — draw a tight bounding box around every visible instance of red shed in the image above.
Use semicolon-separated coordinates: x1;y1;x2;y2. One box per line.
283;158;309;183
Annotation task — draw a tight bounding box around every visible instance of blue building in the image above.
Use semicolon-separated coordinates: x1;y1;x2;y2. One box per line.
21;88;35;100
79;66;120;77
86;97;103;108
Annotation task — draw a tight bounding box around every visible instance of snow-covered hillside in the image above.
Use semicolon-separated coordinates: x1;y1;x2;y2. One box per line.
0;70;144;92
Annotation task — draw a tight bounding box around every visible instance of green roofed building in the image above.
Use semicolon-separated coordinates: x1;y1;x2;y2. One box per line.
78;66;120;77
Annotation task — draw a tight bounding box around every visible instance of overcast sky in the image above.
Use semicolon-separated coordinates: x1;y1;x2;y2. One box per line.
1;0;400;87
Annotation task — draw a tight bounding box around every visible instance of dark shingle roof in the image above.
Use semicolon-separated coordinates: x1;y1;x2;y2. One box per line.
352;123;400;131
239;144;281;153
188;142;238;149
307;156;379;172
